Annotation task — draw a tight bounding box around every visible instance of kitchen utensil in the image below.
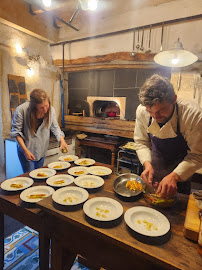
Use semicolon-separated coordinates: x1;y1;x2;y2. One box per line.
140;27;144;51
177;72;181;91
130;28;136;57
145;25;152;54
193;74;200;99
113;173;145;197
136;29;140;50
160;22;164;52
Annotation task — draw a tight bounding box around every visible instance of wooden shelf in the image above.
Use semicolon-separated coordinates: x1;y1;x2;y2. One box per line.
64;115;135;138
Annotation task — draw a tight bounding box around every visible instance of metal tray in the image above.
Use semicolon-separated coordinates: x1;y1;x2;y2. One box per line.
113;173;144;197
119;146;136;153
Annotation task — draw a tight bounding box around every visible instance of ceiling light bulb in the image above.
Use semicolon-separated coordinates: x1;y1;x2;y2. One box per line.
27;67;34;77
15;43;23;54
88;0;98;10
42;0;51;7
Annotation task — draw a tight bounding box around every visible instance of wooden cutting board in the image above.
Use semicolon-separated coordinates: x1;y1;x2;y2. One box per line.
184;194;200;241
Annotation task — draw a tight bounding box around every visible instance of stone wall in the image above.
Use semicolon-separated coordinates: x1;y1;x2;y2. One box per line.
171;72;202;108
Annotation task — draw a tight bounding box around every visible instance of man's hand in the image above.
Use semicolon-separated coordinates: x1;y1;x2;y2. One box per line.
156;172;180;197
141;161;154;186
25;150;35;161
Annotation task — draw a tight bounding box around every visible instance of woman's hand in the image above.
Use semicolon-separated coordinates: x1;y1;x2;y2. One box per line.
25;150;35;161
141;161;154;186
59;136;69;153
156;172;180;197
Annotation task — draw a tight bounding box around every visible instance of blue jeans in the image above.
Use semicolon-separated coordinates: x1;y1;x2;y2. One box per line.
17;146;45;173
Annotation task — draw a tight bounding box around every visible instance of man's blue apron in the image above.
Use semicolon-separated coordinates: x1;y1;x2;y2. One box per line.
148;103;191;194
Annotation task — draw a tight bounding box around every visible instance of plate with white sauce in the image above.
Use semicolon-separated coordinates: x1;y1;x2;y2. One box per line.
52;186;89;206
83;197;123;221
68;166;89;176
74;158;95;166
59;155;79;162
124;206;170;237
20;185;55;203
46;174;74;187
1;177;34;191
74;175;104;189
48;161;71;170
87;166;112;176
29;168;56;179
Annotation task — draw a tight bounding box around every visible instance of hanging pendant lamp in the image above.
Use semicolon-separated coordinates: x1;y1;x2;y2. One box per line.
154;38;198;68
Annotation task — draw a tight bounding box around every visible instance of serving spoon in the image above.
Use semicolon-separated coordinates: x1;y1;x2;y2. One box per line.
130;28;136;57
140;27;144;51
136;29;140;50
145;25;152;54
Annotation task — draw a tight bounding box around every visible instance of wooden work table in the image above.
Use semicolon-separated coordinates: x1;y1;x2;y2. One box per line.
37;165;202;270
77;136;122;170
1;163;201;270
0;177;50;270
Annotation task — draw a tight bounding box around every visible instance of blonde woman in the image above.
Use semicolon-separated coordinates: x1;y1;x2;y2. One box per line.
10;89;68;173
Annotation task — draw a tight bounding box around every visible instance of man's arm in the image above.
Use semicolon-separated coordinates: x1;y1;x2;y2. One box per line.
134;105;154;185
134;105;152;165
173;104;202;181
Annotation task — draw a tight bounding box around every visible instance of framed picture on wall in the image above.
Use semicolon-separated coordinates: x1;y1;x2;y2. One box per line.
8;74;27;118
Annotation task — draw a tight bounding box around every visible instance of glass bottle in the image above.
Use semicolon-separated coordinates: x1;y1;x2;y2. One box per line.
197;210;202;256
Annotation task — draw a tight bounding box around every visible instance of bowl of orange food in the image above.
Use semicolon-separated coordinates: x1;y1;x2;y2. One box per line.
113;173;145;198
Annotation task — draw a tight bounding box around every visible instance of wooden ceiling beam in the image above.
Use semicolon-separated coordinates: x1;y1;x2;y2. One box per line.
53;52;156;66
0;0;59;43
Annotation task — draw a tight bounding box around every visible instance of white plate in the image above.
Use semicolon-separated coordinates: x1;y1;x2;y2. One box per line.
48;161;71;170
74;175;104;189
68;166;89;176
1;177;34;191
46;174;74;187
52;186;89;206
87;166;112;176
83;197;123;221
124;206;170;237
59;155;79;162
20;185;55;203
74;158;95;166
29;168;56;179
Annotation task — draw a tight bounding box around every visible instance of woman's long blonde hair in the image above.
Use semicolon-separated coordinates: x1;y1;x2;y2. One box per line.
29;89;51;135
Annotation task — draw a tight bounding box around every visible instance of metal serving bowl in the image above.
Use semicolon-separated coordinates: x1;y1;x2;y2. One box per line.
113;173;145;198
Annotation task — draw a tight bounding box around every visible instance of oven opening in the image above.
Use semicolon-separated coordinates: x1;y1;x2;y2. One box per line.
93;101;120;118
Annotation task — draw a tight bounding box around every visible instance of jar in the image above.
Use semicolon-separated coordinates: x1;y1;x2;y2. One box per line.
197;210;202;256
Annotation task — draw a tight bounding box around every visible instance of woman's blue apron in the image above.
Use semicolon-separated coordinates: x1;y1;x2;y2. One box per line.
148;103;191;194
